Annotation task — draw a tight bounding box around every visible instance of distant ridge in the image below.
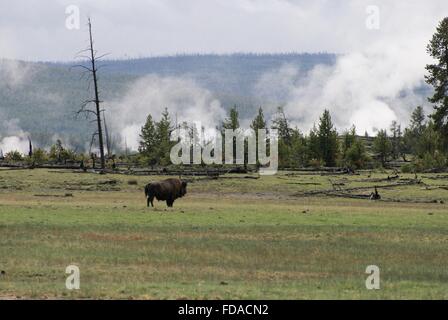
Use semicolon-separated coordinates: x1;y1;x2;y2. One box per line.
48;52;337;75
1;53;336;150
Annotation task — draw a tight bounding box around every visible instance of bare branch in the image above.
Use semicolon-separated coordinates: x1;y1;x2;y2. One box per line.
95;53;111;61
75;54;93;61
71;64;94;73
75;99;98;120
79;109;98;117
74;48;91;56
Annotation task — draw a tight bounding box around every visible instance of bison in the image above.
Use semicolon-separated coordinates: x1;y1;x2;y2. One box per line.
144;178;188;208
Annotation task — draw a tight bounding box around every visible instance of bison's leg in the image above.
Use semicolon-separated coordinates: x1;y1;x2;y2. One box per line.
166;197;174;207
147;195;155;207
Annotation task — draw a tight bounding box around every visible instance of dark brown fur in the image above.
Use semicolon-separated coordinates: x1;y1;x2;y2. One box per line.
144;178;187;208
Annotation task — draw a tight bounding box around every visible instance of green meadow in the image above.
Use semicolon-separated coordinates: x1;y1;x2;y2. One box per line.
0;168;447;299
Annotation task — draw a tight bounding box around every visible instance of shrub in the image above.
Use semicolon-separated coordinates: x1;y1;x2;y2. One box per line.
28;148;48;165
412;151;447;172
400;163;414;173
308;158;323;169
345;140;369;169
5;150;23;162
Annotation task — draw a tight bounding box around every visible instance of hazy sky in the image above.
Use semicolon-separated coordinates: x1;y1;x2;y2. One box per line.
1;0;447;61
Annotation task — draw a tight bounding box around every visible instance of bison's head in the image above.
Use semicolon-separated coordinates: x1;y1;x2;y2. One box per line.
181;181;188;197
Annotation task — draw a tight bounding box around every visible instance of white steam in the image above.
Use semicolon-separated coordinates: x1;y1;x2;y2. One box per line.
0;118;30;154
107;75;226;151
109;38;434;152
256;44;431;135
0;59;35;88
0;61;34;155
252;0;448;135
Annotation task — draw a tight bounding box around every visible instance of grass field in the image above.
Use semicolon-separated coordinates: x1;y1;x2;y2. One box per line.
0;168;448;299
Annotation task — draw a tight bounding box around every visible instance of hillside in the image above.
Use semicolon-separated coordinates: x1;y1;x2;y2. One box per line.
0;53;424;153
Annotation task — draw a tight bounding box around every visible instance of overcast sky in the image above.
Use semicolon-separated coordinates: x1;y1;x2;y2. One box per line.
1;0;447;61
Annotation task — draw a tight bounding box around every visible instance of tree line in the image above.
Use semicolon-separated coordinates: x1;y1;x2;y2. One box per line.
2;102;445;173
134;102;447;172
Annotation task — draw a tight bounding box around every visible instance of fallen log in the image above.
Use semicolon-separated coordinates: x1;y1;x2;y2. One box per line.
421;175;448;180
302;190;443;204
295;179;423;197
353;175;400;183
286;182;322;186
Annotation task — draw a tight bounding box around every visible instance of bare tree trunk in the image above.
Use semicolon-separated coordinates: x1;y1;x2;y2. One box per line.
103;111;111;157
28;137;33;157
88;18;106;170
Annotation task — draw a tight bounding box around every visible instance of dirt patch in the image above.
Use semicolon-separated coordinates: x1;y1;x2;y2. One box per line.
81;232;161;242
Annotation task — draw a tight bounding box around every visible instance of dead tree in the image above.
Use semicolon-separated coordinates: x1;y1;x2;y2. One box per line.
103;111;112;157
370;186;381;200
28;137;33;157
74;18;107;170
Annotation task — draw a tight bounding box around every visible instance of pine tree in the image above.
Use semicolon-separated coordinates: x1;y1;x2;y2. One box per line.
307;125;320;163
426;17;448;149
49;139;65;163
410;106;426;134
317;110;339;167
251;107;267;166
251;107;267;131
290;127;307;167
156;108;173;166
342;125;357;159
404;106;427;157
341;125;368;169
419;121;442;158
390;121;403;160
272;106;291;145
272;106;294;167
345;139;368;169
373;129;392;167
222;105;240;131
222;105;241;164
139;114;157;164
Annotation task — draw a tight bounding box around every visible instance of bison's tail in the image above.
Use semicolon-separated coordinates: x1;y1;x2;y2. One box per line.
144;184;150;197
145;183;155;207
